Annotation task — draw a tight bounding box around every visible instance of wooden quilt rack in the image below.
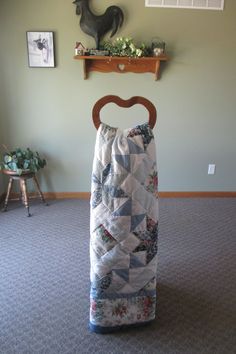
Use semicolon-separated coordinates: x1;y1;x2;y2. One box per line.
92;95;157;130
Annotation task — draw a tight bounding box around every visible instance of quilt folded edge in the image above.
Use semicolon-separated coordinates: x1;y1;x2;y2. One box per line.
89;318;155;334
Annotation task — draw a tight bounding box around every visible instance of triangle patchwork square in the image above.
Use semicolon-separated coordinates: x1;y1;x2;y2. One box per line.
113;269;129;283
130;253;146;268
130;214;146;232
127;139;145;154
114;154;130;172
113;198;132;216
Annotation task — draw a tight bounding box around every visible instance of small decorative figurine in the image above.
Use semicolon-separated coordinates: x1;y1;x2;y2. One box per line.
73;0;124;50
75;41;86;55
89;49;109;56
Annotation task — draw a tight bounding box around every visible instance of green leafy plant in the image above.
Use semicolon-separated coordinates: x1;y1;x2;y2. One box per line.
102;37;151;58
0;145;46;175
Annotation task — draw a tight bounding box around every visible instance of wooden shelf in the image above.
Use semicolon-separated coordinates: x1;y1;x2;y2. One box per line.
74;55;168;80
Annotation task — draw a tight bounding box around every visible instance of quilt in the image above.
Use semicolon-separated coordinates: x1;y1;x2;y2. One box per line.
89;122;159;333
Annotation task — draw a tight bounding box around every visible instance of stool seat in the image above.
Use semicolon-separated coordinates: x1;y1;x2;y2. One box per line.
2;170;47;216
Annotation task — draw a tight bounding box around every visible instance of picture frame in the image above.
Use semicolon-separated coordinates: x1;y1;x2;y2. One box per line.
26;31;55;68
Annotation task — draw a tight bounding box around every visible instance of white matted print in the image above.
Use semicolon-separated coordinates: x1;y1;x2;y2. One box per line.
26;31;55;68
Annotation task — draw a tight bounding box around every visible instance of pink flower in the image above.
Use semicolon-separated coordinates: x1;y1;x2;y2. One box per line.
91;301;96;312
112;303;128;318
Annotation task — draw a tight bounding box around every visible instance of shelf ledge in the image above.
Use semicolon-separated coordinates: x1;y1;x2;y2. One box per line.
74;55;169;80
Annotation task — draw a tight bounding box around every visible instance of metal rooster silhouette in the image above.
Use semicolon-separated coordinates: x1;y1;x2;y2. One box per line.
73;0;124;50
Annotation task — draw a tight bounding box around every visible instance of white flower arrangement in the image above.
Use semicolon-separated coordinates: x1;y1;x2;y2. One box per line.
102;37;149;57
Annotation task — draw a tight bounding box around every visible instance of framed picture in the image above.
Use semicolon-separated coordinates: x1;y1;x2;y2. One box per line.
26;31;55;68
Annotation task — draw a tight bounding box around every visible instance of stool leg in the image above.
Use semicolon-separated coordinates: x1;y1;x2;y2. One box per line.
19;186;23;203
20;178;31;217
2;177;14;212
33;176;48;205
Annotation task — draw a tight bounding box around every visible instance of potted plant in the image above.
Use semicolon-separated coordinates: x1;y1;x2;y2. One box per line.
0;145;46;176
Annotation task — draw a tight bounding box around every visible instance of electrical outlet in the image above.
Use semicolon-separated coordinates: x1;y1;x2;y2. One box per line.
208;164;216;175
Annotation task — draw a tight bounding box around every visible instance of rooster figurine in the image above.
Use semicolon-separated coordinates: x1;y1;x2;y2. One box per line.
73;0;124;50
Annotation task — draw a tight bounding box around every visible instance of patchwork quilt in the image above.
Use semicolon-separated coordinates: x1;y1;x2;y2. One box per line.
90;122;158;333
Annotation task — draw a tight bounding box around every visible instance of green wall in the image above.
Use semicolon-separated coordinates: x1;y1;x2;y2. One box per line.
0;66;5;194
0;0;235;193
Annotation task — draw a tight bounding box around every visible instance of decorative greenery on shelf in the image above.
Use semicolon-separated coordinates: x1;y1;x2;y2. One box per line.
0;145;46;175
102;37;151;58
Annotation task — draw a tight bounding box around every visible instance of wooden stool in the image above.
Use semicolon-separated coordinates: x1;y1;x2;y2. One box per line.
2;170;47;217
